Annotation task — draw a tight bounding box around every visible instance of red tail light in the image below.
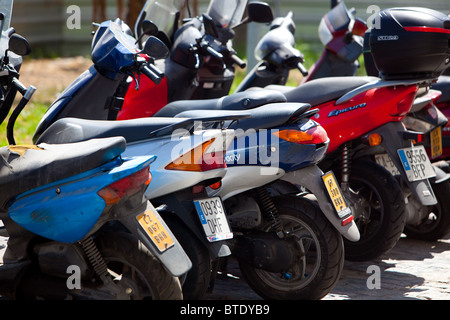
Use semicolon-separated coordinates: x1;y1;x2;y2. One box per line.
98;167;151;205
390;91;416;118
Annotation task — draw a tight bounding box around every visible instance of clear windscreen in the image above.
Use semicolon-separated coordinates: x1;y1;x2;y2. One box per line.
206;0;247;28
0;0;14;56
326;1;351;31
135;0;184;39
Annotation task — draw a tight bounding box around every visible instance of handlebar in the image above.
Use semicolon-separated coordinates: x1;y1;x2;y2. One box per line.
297;62;309;76
140;64;163;85
7;77;36;145
231;54;247;69
205;45;223;60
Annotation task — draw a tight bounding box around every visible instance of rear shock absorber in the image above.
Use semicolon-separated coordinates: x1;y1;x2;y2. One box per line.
255;187;284;238
79;237;110;283
341;143;352;192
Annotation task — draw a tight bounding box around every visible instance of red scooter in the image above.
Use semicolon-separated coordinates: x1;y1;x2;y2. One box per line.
239;3;450;247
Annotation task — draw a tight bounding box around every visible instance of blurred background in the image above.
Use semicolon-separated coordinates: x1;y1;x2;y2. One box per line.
11;0;450;57
3;0;449;146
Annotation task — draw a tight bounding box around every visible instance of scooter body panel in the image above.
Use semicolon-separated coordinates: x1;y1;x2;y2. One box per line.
8;156;154;243
123;129;233;200
307;84;418;153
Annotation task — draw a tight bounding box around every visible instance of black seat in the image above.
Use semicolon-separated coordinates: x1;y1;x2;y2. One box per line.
0;137;126;206
36;117;190;145
154;90;287;117
175;102;311;131
266;76;379;106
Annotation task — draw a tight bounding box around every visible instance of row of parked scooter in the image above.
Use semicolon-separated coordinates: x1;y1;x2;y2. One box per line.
0;0;449;300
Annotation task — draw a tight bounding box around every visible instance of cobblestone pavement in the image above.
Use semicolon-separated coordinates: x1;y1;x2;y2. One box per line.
1;232;448;300
205;233;450;300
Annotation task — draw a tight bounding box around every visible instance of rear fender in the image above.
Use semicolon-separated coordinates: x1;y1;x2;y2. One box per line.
281;165;360;242
120;201;192;277
368;122;437;206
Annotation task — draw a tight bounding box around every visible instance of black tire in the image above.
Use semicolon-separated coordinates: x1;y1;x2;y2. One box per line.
163;214;211;300
404;179;450;241
343;159;406;261
96;232;183;300
237;195;344;300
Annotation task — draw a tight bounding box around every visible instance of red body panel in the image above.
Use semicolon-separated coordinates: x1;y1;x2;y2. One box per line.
312;85;418;153
117;76;168;120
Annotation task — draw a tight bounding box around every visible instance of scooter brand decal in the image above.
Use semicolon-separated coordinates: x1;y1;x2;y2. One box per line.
224;153;241;163
377;35;399;41
328;103;366;117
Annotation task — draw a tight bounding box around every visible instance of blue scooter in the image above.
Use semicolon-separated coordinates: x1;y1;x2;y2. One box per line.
0;1;190;299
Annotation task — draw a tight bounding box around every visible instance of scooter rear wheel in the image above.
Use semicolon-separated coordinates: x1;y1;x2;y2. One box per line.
342;159;406;261
96;232;183;300
404;179;450;241
237;195;344;300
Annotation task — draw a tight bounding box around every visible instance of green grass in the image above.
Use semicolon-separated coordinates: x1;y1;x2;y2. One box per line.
0;102;48;146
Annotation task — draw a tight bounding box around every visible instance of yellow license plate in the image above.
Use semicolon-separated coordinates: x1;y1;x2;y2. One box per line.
430;126;442;159
322;171;351;218
136;210;175;253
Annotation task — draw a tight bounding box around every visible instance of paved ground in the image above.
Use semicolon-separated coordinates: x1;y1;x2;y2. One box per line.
1;232;449;300
205;233;450;300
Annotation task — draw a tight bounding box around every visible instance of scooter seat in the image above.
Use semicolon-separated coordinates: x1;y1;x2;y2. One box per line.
0;137;126;207
154;90;287;117
175;102;311;131
266;76;379;106
35;117;191;145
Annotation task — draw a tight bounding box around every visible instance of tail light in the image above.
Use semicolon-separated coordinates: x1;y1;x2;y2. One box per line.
351;18;367;37
368;133;383;146
341;215;354;227
273;125;328;144
98;167;151;205
165;138;226;172
390;91;417;118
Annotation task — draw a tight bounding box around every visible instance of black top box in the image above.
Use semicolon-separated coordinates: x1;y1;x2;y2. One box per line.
367;7;450;80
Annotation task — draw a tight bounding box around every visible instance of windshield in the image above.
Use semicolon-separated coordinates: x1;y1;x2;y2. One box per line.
206;0;247;28
135;0;184;39
0;0;14;57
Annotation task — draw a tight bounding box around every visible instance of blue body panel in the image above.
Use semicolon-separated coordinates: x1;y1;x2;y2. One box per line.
8;156;155;243
225;121;328;172
91;20;138;79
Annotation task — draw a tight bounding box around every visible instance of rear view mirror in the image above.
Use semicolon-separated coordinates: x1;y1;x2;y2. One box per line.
141;20;158;37
8;33;31;56
234;2;274;28
247;2;274;24
203;14;219;38
142;36;169;59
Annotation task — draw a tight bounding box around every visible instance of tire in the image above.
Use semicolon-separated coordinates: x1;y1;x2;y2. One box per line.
163;214;211;300
342;159;406;261
404;179;450;241
237;195;344;300
96;232;183;300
